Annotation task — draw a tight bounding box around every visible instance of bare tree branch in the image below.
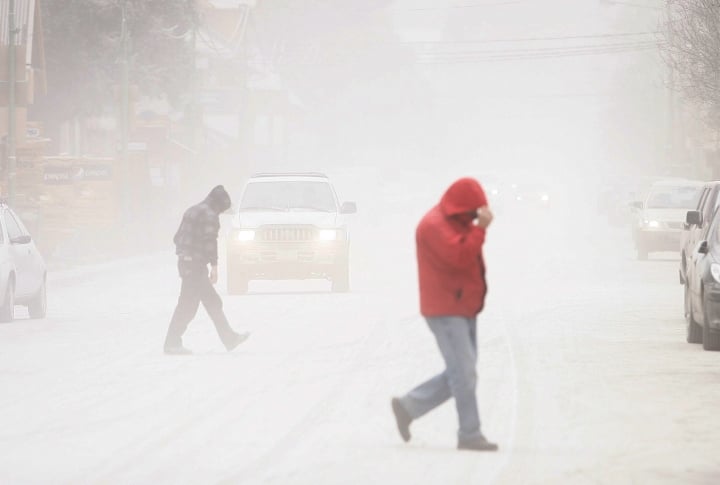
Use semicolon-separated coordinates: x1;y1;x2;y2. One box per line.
663;0;720;128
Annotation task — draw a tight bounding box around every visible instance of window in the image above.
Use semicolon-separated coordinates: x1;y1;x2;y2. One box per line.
240;181;338;213
5;212;24;241
703;188;719;226
711;207;720;243
697;188;710;212
646;185;703;210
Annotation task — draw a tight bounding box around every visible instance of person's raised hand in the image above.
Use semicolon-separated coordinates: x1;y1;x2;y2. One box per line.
476;207;494;229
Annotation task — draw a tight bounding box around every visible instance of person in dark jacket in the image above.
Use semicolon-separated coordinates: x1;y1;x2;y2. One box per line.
391;177;498;451
164;185;249;355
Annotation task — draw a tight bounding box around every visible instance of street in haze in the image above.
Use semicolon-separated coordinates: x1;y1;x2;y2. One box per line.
2;0;720;483
1;171;718;484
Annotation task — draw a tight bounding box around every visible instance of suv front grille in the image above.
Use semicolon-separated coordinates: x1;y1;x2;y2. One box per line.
260;227;315;242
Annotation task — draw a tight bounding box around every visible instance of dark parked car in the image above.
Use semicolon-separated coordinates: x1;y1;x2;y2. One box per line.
684;204;720;350
680;181;720;285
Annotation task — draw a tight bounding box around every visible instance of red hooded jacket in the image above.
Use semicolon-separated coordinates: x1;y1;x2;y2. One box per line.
417;178;489;318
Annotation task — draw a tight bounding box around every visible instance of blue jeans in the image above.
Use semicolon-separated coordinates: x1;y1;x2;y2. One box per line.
400;316;481;441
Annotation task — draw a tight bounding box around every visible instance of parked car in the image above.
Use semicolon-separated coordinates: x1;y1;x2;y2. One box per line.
684;204;720;350
631;180;704;260
226;172;357;294
0;203;47;322
680;181;720;285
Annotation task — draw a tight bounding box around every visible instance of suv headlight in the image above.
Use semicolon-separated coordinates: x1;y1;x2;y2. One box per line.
711;263;720;283
236;230;256;242
318;229;347;242
642;220;660;229
318;229;339;241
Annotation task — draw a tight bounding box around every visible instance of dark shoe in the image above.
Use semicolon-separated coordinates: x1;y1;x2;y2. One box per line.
458;435;499;452
225;332;250;352
391;397;412;442
164;345;193;356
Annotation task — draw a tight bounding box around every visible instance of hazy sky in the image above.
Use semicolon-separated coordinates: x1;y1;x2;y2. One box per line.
385;0;667;177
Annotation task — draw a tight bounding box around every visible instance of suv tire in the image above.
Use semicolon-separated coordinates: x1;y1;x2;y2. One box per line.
686;284;702;344
28;278;47;319
331;262;350;293
0;278;15;323
227;268;249;295
703;300;720;351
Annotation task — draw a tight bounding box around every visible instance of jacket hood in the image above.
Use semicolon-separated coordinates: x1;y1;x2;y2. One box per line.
440;178;488;217
205;185;232;213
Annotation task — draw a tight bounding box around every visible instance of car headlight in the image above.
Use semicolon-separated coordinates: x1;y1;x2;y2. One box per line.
541;194;550;202
643;220;660;229
318;229;339;241
712;264;720;283
236;230;256;242
491;189;499;195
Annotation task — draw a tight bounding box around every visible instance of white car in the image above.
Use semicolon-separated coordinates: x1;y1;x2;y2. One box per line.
226;173;357;294
0;203;47;321
631;179;705;260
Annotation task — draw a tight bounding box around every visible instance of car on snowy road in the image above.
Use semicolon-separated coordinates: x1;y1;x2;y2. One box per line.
226;172;357;294
631;179;704;260
0;203;46;322
683;201;720;350
680;181;720;286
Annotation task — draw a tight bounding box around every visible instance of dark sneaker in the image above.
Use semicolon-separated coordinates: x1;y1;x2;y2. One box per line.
164;345;193;356
458;435;499;452
225;332;250;352
391;397;412;442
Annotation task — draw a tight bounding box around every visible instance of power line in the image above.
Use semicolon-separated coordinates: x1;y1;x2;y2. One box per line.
416;43;661;63
402;30;661;45
417;39;663;56
251;41;661;67
400;1;532;10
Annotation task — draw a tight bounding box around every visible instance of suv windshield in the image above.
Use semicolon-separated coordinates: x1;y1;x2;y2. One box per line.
239;181;337;212
646;185;702;210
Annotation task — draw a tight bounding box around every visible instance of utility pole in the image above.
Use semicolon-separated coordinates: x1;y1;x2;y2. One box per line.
190;19;199;167
666;1;677;174
7;0;17;206
120;1;129;172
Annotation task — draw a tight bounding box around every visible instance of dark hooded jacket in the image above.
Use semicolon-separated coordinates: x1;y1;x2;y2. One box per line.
416;178;489;318
173;185;232;266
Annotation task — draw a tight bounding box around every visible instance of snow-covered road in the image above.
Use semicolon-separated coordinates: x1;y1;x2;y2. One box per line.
2;175;719;484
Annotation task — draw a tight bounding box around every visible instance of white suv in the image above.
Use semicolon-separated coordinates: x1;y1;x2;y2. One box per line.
226;173;357;293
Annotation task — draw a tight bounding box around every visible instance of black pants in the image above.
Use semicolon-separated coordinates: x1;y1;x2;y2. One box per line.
165;260;236;348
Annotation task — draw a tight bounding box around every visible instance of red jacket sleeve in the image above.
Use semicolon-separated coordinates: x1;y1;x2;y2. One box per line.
417;219;485;272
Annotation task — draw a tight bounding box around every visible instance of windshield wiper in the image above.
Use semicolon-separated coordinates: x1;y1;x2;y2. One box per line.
238;206;286;212
290;206;334;212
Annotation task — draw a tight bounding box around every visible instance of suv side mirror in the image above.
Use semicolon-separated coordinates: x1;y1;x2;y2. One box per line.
340;201;357;214
686;210;702;226
699;240;709;255
630;201;643;210
11;235;31;245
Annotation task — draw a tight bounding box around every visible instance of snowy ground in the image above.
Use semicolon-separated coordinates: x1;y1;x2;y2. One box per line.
2;172;720;484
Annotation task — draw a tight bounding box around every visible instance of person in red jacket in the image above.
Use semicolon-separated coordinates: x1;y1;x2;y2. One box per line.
391;177;498;452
